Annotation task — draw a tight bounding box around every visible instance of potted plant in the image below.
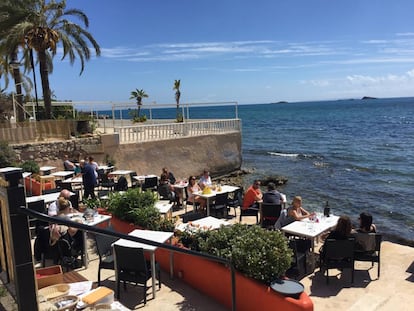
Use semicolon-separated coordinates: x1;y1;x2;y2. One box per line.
106;188;175;233
20;160;52;195
156;224;313;311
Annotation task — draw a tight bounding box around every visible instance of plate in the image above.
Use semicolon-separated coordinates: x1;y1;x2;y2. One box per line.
38;283;70;301
49;295;78;311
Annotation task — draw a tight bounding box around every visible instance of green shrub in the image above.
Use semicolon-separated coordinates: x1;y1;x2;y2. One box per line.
19;160;40;174
0;141;16;167
188;224;293;284
106;188;175;231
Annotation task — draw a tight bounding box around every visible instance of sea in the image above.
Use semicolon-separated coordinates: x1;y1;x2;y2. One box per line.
102;97;414;244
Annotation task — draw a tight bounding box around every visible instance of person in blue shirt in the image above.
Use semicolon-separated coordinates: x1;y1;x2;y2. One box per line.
80;160;97;199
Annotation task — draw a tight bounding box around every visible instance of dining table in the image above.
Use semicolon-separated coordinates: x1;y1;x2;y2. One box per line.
176;216;231;232
61;176;84;194
132;174;158;185
39;166;57;175
109;170;135;187
112;229;174;299
195;185;240;216
155;200;174;219
68;213;112;268
26;191;75;204
281;214;339;251
51;170;74;180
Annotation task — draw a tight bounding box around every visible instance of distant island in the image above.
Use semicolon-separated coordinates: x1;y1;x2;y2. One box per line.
361;96;377;100
271;101;289;104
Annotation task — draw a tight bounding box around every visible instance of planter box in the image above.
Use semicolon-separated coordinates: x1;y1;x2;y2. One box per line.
110;215;142;234
35;265;63;289
155;247;313;311
25;177;53;196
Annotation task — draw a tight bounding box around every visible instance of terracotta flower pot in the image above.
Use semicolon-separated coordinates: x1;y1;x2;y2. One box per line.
24;177;52;196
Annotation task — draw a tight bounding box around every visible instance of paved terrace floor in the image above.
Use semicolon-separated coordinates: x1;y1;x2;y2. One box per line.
1;207;413;310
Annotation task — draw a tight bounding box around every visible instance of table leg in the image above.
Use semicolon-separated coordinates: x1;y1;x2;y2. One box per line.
83;231;89;268
151;252;156;298
206;197;210;216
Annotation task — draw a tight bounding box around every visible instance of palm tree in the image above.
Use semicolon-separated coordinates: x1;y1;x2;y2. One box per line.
129;88;148;118
173;79;181;120
0;0;34;121
1;0;101;120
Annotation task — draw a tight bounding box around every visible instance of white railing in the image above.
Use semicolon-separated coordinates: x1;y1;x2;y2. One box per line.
114;119;241;143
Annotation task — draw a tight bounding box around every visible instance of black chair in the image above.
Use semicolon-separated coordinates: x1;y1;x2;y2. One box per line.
56;238;81;271
321;237;355;284
95;233;118;285
184;187;199;214
33;226;59;266
55;179;64;190
227;188;242;216
354;233;382;278
114;244;161;305
287;238;311;279
142;176;158;192
42;188;60;195
60;182;73;192
114;176;128;191
211;193;228;218
98;190;110;199
129;172;138;188
69;191;80;211
239;194;260;224
27;200;47;238
98;170;116;191
260;203;282;229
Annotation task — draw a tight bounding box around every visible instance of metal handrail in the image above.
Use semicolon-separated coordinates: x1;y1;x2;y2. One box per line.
18;207;237;311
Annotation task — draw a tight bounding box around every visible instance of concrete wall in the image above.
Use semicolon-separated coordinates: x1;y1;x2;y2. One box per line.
113;132;242;178
11;132;242;178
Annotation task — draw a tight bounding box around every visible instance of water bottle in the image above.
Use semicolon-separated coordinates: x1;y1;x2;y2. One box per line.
323;201;330;217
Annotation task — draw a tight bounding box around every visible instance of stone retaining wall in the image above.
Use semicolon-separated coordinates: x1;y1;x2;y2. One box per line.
11;132;242;177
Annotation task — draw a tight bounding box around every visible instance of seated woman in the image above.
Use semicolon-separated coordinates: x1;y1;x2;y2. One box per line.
353;212;377;252
49;197;84;260
356;212;377;233
187;176;206;210
320;215;353;260
275;196;315;229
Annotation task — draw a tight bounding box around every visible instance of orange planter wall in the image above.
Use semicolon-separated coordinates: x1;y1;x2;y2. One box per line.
24;177;52;196
110;215;143;234
155;247;313;311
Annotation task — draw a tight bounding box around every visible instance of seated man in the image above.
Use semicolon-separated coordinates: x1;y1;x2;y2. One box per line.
162;167;176;185
48;189;73;216
63;155;75;171
242;180;263;210
262;182;283;205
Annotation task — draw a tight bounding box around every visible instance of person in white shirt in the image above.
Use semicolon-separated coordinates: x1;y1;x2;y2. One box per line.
48;189;73;216
198;168;212;190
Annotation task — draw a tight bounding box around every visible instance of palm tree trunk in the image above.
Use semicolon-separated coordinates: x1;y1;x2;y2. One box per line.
38;49;52;120
11;51;25;122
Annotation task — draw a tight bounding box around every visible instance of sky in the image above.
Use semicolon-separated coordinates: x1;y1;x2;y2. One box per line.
9;0;414;105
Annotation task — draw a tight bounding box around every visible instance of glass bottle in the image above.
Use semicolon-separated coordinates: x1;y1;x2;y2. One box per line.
323;201;330;217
